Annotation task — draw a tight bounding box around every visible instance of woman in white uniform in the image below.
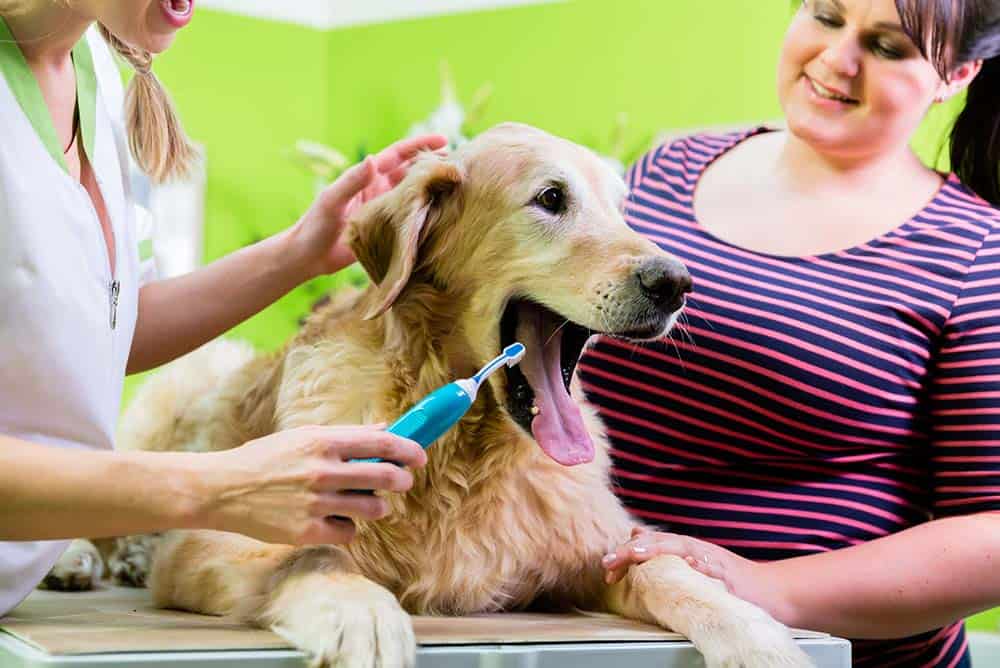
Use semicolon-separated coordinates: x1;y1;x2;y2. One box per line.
0;0;443;616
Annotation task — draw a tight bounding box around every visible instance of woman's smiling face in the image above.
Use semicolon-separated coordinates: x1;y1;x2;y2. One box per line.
778;0;947;160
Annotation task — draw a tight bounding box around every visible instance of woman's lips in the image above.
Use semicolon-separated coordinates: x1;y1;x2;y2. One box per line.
160;0;194;29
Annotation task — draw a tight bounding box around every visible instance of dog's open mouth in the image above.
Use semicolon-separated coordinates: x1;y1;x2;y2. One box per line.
500;299;595;467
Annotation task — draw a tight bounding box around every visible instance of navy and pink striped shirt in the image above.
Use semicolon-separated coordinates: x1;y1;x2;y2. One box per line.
578;128;1000;667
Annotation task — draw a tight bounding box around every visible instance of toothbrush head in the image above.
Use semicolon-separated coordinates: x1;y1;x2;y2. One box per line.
471;342;527;385
503;342;526;367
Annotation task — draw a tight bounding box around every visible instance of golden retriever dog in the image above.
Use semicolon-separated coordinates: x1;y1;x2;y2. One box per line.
108;123;812;668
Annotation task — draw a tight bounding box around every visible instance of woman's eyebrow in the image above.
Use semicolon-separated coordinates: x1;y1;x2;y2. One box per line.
820;0;907;34
873;21;906;33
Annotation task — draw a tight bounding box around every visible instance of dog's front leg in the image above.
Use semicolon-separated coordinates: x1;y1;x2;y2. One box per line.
150;530;415;668
605;554;814;668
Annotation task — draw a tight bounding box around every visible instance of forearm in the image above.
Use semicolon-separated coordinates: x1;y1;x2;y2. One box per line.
127;225;315;373
0;435;214;540
757;513;1000;638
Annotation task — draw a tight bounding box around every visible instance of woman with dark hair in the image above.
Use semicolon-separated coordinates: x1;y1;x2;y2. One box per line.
590;1;1000;665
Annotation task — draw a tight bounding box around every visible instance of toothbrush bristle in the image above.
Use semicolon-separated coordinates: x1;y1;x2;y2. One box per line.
504;342;526;366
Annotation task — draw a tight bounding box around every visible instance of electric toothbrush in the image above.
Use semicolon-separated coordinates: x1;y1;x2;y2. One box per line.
356;342;526;464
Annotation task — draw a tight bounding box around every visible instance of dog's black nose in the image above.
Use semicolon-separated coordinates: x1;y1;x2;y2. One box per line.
636;257;692;311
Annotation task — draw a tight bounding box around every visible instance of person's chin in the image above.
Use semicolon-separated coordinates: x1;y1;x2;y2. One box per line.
148;36;178;54
785;103;858;150
138;31;179;55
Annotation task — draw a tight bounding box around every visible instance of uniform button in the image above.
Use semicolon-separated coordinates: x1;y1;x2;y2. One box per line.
12;260;37;287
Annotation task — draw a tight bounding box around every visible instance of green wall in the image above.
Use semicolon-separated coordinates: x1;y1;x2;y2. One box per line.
323;1;789;163
140;2;994;633
151;11;341;350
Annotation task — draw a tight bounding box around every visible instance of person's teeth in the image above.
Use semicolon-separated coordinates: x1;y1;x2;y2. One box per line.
811;79;852;102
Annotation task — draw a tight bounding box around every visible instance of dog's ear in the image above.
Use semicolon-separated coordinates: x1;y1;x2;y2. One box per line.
349;154;463;320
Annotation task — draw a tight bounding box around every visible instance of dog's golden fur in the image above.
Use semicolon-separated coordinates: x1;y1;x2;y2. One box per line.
118;124;812;668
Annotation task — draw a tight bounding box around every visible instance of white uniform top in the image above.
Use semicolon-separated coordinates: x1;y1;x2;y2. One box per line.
0;21;157;616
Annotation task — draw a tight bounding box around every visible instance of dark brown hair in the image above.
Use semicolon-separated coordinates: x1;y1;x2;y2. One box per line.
895;0;1000;204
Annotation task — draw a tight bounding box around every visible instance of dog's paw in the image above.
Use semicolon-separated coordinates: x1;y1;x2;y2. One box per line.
705;646;814;668
263;573;415;668
108;534;160;587
40;539;104;591
698;610;814;668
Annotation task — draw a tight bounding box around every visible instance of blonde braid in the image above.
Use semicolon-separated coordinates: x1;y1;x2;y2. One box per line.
98;25;195;183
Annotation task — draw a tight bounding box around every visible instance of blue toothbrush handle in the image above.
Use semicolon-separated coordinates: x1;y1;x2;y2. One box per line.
341;384;472;502
353;383;474;465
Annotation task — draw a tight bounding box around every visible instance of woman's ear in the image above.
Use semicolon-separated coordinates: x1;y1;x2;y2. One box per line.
935;59;983;103
348;154;463;320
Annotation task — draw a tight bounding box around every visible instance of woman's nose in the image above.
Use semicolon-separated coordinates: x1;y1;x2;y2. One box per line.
820;34;862;79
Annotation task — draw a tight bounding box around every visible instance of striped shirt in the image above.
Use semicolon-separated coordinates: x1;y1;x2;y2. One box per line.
578;128;1000;667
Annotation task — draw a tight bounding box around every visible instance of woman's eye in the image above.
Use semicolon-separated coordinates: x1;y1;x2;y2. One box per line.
814;13;842;28
873;41;904;59
535;186;566;215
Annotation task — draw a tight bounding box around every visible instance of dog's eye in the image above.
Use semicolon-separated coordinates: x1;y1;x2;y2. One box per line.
535;186;566;215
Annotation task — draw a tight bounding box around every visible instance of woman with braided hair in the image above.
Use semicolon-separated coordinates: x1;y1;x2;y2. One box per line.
0;1;444;614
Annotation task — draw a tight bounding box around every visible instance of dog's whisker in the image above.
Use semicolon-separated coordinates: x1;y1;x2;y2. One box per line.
597;310;614;340
683;296;715;333
676;314;696;349
666;331;687;373
544;319;572;347
683;325;697;349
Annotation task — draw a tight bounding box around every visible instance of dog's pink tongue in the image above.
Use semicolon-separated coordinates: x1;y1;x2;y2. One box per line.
516;304;594;466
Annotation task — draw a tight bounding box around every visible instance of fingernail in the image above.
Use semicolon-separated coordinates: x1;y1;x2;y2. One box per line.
631;545;647;554
602;553;616;566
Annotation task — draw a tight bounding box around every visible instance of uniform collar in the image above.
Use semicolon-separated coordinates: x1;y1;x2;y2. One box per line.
0;17;97;173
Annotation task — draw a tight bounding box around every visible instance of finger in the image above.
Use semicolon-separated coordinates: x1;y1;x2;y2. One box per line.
322;156;376;210
601;540;652;571
629;533;690;557
332;430;427;468
377;134;449;167
636;539;722;580
603;533;687;571
685;554;719;579
299;516;356;545
317;462;415;493
605;565;629;585
313;492;390;521
602;550;628;570
374;134;449;172
691;553;724;581
386;158;416;188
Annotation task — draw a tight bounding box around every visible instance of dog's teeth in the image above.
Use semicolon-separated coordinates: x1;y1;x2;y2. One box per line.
530;406;540;416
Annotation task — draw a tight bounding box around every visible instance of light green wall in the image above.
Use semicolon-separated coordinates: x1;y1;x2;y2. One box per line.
323;0;791;161
152;10;353;352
